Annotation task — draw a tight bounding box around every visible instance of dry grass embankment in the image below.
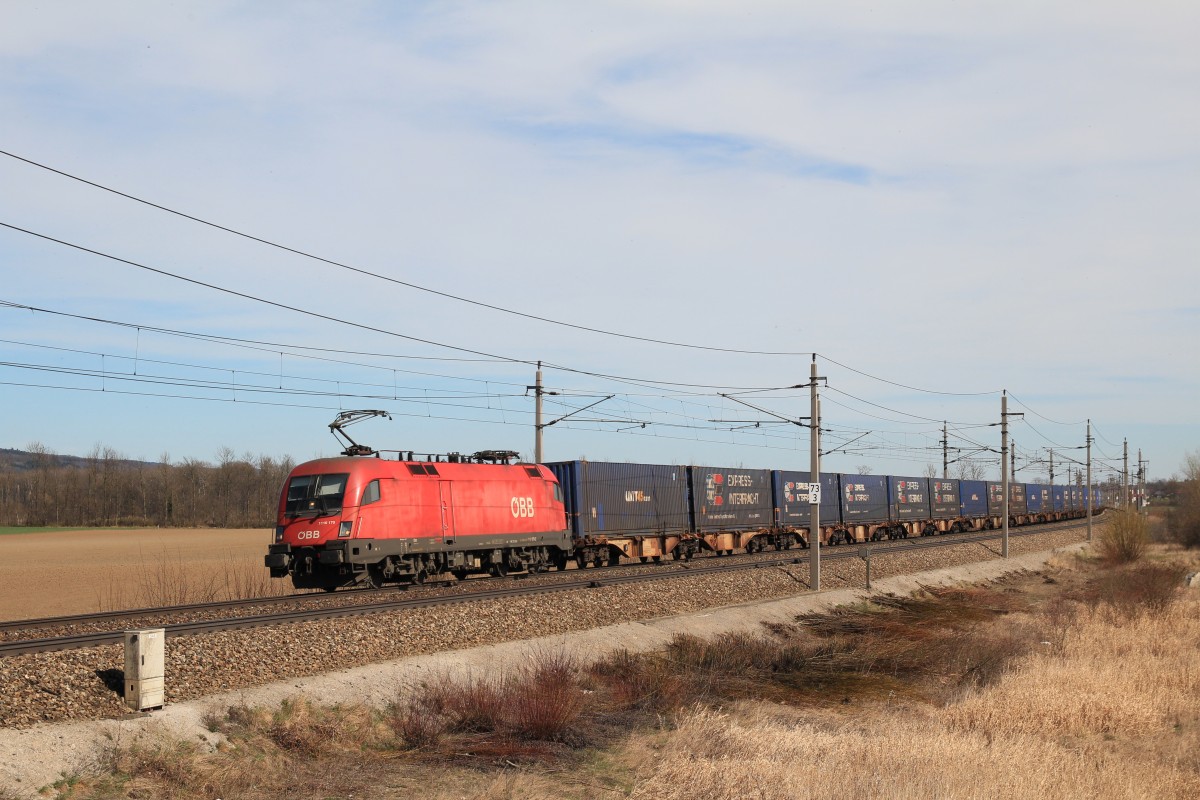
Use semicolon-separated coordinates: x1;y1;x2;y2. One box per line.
31;547;1200;800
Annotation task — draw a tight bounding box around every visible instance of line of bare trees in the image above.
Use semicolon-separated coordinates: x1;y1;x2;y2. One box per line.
0;443;294;528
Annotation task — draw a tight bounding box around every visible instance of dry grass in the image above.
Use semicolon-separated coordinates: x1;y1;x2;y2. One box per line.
946;592;1199;738
388;650;589;752
630;566;1200;799
630;705;1199;800
45;550;1200;799
93;548;292;611
1096;508;1150;564
587;583;1035;717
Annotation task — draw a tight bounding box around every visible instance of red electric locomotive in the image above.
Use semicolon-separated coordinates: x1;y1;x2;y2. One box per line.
265;412;571;590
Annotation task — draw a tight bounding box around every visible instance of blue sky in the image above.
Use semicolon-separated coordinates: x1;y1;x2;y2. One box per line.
1;1;1197;483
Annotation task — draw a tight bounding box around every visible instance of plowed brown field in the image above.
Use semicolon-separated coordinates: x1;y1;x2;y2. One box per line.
0;528;275;621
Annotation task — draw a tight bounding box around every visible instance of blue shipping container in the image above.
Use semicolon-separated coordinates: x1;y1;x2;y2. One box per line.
773;471;841;527
889;476;932;520
1026;483;1050;514
546;461;689;538
960;480;988;517
689;466;774;532
840;474;889;525
986;482;1027;516
929;479;961;519
1051;485;1067;512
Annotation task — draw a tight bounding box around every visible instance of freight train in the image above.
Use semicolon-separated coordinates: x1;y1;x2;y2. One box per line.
265;450;1105;591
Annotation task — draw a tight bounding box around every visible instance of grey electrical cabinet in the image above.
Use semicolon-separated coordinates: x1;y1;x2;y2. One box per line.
124;628;165;711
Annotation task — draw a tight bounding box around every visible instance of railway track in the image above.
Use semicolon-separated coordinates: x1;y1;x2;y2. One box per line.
0;519;1094;658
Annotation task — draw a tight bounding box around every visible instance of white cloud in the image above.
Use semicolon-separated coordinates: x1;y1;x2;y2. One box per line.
0;0;1195;474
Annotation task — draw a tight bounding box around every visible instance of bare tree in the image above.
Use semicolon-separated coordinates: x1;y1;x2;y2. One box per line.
1168;450;1200;548
955;460;986;481
923;463;938;479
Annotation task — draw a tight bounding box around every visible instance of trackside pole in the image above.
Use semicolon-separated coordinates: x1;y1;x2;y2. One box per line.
1001;392;1009;558
809;357;821;591
1086;419;1093;541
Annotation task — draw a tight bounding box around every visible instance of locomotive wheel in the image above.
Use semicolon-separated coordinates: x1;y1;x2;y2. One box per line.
361;565;384;589
554;551;569;571
322;586;338;593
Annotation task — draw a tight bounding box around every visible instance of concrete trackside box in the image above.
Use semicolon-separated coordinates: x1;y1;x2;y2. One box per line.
889;476;931;520
773;471;841;527
546;461;689;537
840;474;889;525
689;466;774;531
929;479;961;519
960;480;987;517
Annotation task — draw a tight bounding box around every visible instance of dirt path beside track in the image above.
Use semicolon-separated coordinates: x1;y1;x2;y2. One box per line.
0;528;273;621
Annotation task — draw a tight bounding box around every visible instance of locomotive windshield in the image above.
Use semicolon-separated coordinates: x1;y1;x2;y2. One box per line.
284;473;350;517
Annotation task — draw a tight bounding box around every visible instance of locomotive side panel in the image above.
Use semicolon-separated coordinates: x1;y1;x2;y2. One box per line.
353;471;443;543
440;464;564;542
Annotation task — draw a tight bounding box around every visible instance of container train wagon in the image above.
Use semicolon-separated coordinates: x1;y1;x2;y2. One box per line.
266;455;1105;590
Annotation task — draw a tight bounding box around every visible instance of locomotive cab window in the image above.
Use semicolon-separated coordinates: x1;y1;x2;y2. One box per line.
284;473;350;516
553;483;563;503
361;479;381;506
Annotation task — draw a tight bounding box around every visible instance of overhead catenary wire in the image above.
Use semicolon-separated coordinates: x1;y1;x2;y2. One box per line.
0;148;811;357
1006;391;1086;427
816;353;1001;397
0;226;809;392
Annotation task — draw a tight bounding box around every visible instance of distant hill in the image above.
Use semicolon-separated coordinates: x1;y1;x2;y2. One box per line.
0;447;160;473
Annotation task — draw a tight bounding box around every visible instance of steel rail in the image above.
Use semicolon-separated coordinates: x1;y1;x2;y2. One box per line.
0;519;1094;658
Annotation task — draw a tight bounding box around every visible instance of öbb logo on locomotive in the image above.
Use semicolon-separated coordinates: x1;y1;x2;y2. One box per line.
510;496;536;518
264;448;1104;592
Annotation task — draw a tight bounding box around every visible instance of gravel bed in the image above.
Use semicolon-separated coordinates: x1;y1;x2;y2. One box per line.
0;527;1087;728
0;547;817;643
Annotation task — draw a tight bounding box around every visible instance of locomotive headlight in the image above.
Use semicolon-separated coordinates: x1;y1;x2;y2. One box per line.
339;521;354;538
274;526;286;543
